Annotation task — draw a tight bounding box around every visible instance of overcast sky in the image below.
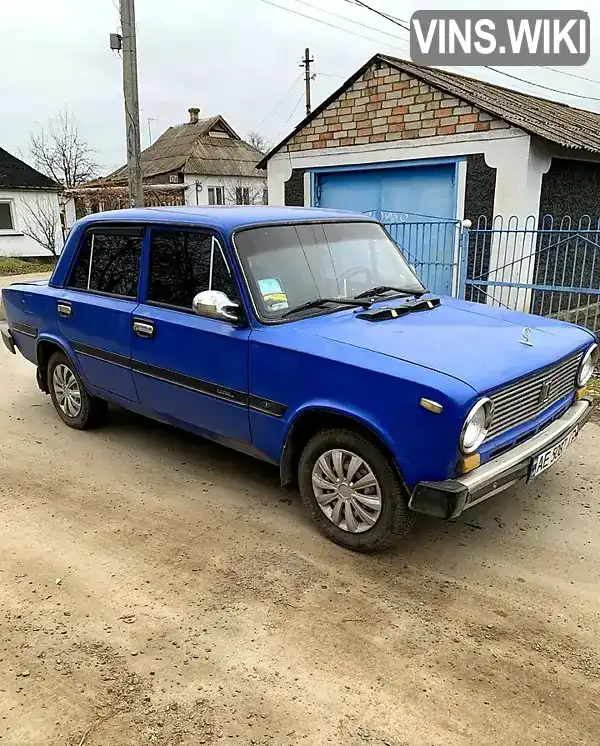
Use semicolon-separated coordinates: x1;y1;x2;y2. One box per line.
2;0;600;174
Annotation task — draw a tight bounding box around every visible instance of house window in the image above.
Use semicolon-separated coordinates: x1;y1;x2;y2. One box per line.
67;229;143;298
168;174;180;184
208;186;224;205
0;201;15;231
236;187;251;205
147;230;236;309
262;188;268;206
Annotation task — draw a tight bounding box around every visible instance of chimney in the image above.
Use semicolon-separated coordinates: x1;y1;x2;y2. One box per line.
188;107;200;124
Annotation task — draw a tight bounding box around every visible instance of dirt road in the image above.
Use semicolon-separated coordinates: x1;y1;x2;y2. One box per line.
1;350;599;746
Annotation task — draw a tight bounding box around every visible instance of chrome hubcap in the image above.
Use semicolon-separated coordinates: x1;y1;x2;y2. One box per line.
311;449;382;533
52;364;82;418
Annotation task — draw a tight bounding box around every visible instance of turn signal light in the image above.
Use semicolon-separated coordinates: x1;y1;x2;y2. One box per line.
459;453;481;474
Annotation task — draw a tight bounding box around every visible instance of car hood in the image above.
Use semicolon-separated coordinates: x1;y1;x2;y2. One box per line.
304;296;594;393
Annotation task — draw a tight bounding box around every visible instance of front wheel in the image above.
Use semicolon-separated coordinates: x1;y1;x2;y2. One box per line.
298;429;416;552
47;351;108;429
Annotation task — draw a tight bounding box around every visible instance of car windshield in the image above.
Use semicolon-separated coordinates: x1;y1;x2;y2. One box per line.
234;221;424;320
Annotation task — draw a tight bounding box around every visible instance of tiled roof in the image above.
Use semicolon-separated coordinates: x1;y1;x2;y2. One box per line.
102;115;265;183
0;147;59;190
258;53;600;167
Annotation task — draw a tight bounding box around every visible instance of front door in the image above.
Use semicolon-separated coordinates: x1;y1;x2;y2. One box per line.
131;227;251;443
57;225;142;402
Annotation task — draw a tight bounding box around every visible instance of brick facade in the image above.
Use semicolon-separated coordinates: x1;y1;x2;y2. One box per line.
285;63;510;153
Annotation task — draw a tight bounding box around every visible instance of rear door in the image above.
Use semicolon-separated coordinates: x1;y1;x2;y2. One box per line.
57;225;142;402
131;227;251;443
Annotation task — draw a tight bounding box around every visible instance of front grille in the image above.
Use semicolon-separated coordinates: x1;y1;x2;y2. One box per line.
485;353;582;441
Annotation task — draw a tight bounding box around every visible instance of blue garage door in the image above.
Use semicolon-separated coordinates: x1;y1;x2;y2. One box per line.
314;163;457;294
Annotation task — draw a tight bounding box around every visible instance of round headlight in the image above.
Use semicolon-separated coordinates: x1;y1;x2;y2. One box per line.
578;343;598;387
460;398;494;455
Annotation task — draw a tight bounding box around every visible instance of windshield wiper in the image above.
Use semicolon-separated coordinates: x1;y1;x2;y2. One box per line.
281;297;370;319
353;285;427;300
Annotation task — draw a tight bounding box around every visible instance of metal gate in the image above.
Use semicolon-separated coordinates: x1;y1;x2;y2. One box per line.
369;210;464;296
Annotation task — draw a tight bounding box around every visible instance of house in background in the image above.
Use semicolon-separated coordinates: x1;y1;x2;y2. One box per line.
66;108;267;227
260;53;600;227
259;53;600;301
0;147;62;257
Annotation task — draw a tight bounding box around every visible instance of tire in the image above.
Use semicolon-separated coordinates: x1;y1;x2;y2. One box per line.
298;428;416;552
47;351;108;430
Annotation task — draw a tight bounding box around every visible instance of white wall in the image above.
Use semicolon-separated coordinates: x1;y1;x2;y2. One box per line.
268;127;536;222
0;189;63;257
183;174;267;206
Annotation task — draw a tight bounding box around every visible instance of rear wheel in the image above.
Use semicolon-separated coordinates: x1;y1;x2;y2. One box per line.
47;351;107;429
298;429;416;551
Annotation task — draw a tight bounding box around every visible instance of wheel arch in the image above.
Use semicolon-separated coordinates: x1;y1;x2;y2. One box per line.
36;335;86;393
279;406;406;489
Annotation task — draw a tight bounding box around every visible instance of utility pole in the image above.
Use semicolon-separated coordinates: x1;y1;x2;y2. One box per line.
119;0;144;207
300;47;314;116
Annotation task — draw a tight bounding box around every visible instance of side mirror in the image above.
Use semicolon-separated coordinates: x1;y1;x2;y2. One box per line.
192;290;241;322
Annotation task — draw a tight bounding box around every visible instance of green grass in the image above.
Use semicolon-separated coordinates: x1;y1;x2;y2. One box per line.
587;376;600;399
0;257;56;277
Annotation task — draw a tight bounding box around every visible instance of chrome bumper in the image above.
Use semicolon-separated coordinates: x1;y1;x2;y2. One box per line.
409;398;593;520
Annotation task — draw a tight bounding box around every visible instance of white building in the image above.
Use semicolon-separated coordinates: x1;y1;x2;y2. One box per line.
66;109;266;226
0;147;62;257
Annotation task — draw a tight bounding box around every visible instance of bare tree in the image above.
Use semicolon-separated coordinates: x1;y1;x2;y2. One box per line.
20;196;63;256
221;178;267;206
246;131;272;154
28;108;100;188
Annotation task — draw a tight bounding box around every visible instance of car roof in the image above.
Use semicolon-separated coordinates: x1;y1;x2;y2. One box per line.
75;205;376;233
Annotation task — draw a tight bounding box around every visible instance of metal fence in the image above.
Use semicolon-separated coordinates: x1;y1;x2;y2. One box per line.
464;215;600;332
377;212;600;333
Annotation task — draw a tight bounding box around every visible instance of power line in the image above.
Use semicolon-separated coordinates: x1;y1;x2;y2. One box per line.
258;0;408;53
275;89;306;140
256;74;303;129
342;0;410;32
316;71;348;79
289;0;408;42
485;67;600;102
542;66;600;86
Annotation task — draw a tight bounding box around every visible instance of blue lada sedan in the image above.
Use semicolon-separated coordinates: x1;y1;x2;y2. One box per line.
1;206;596;551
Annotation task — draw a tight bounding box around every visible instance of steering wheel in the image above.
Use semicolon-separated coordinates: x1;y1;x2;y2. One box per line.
337;266;373;296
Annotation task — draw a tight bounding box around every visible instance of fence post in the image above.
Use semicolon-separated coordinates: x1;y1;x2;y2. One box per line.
457;220;470;299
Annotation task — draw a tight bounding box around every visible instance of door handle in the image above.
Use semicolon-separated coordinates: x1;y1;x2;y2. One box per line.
57;302;72;318
133;319;155;339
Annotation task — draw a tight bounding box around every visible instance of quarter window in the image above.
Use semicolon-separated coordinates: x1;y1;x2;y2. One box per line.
147;230;236;310
67;230;142;298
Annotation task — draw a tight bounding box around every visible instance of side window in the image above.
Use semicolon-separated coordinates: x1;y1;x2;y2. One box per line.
67;230;142;298
147;230;236;310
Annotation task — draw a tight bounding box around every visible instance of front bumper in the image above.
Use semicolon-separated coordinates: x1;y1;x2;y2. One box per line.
409;398;593;520
1;323;16;354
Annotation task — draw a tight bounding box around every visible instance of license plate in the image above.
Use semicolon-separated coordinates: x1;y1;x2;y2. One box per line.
528;427;579;481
